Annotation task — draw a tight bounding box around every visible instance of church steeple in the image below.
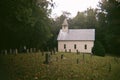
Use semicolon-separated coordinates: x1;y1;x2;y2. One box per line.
62;18;68;32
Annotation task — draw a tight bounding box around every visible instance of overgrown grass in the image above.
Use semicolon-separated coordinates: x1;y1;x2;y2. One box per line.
0;52;120;80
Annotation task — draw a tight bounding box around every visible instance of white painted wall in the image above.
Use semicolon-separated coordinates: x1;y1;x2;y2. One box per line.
58;40;94;53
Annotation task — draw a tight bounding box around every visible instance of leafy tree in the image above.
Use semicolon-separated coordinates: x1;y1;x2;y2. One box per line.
92;41;105;56
98;0;120;55
0;0;52;52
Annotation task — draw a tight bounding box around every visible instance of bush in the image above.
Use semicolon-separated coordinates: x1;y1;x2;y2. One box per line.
92;41;105;56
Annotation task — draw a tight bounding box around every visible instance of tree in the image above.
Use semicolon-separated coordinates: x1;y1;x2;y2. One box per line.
0;0;52;52
71;8;97;29
92;41;105;56
98;0;120;55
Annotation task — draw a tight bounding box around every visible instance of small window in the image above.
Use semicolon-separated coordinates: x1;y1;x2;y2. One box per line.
64;44;66;49
85;44;87;50
74;44;76;49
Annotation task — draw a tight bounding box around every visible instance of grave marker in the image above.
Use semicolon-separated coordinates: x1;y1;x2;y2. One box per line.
5;50;7;55
44;52;50;64
61;54;64;59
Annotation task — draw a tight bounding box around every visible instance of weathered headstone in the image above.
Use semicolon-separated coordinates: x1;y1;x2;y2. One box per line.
23;46;26;53
33;48;36;53
61;54;64;59
27;49;29;53
30;48;32;53
10;49;12;54
76;50;79;54
44;53;50;64
5;50;7;55
15;49;18;54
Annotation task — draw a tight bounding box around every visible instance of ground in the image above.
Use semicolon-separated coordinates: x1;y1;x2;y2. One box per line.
0;52;120;80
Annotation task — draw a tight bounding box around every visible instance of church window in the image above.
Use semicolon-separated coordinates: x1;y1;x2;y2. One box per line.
85;44;87;49
64;44;66;49
74;44;76;49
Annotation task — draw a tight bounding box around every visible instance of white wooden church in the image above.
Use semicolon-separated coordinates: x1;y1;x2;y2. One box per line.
57;19;95;53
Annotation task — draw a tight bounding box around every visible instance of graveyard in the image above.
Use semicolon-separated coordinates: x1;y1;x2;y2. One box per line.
0;52;120;80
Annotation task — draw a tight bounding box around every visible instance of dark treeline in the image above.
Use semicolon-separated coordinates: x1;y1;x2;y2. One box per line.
0;0;120;55
0;0;53;52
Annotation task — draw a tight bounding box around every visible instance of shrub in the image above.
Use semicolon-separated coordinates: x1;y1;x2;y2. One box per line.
92;41;105;56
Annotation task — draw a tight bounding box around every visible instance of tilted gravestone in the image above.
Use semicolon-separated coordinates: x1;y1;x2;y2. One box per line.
27;49;29;53
76;50;79;54
61;54;64;59
15;49;18;54
44;52;50;64
10;49;12;54
30;48;32;53
5;50;7;55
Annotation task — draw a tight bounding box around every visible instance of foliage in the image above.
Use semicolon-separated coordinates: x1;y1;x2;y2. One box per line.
92;41;105;56
98;0;120;55
0;0;52;51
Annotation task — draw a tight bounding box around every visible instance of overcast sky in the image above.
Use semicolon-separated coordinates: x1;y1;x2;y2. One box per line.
49;0;100;18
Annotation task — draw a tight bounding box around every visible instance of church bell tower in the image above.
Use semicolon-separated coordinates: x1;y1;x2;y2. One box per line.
62;18;68;32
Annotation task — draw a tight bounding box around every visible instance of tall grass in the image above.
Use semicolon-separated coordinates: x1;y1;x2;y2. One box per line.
0;52;120;80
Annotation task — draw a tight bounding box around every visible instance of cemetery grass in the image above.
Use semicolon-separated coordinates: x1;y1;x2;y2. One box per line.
0;52;120;80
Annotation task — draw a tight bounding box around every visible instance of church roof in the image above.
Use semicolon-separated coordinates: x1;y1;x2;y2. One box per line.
57;29;95;41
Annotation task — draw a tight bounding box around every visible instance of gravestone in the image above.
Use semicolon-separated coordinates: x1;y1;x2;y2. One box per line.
15;49;18;54
10;49;12;54
33;48;36;53
44;53;50;64
76;50;79;54
54;47;57;53
23;46;26;53
5;50;7;55
61;54;64;59
27;49;29;53
30;48;32;53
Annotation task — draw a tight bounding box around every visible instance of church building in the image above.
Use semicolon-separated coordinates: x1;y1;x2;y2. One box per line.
57;19;95;53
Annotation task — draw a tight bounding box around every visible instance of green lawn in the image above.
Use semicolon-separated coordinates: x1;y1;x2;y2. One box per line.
0;52;120;80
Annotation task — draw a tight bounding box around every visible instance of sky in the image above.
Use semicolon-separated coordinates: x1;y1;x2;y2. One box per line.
49;0;100;18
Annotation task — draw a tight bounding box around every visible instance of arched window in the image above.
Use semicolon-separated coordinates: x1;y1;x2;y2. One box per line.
74;44;76;49
64;44;66;49
85;44;87;50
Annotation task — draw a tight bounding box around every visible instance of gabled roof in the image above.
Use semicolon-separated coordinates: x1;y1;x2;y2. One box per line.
57;29;95;41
